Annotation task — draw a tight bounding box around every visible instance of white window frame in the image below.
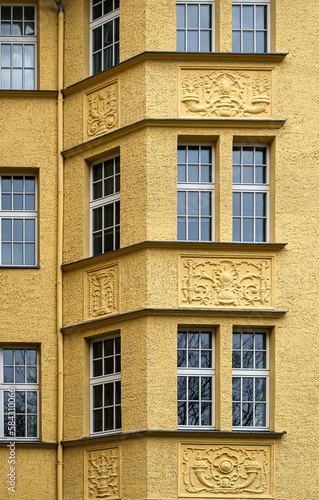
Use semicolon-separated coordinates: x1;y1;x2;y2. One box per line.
90;0;119;75
0;346;39;440
176;0;215;52
0;174;37;266
177;143;214;242
232;144;269;243
232;0;270;53
0;4;37;89
177;329;215;429
232;329;269;430
90;335;121;436
90;155;120;256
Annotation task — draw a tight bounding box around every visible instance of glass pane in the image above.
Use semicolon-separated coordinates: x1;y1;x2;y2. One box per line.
15;349;25;365
12;68;23;89
178;164;186;183
243;350;253;369
93;3;102;19
200;31;211;52
201;218;211;241
201;332;211;349
2;243;12;264
16;391;25;413
255;403;266;426
255;378;266;401
1;6;11;21
93;409;102;432
233;218;241;241
178;146;186;164
27;366;37;383
187;30;199;52
103;46;113;70
188;350;199;367
232;377;241;401
177;376;186;400
24;45;35;67
188;332;199;348
3;348;13;365
25;21;35;35
255;333;266;350
104;357;113;375
243;193;254;216
27;415;37;437
12;44;22;67
256;218;266;242
104;21;113;46
93;385;103;408
188;402;199;425
201;402;211;425
25;194;35;210
256;31;267;53
243;166;254;183
243;218;254;241
242;403;253;426
27;392;37;413
93;233;102;255
242;378;253;401
1;68;10;89
13;242;23;264
256;166;266;183
4;366;13;383
232;350;241;368
187;5;198;29
188;192;199;215
16;414;25;437
25;243;35;265
93;207;102;231
104;382;114;406
178;331;187;348
13;6;22;20
176;4;185;29
256;6;267;29
12;22;22;36
233;165;241;183
24;6;35;21
232;402;240;426
188;377;199;400
104;407;113;430
188;164;199;182
201;165;211;182
115;382;120;404
93;359;102;377
201;192;211;216
233;192;241;216
13;193;23;210
243;31;254;52
15;366;25;383
26;349;37;367
232;31;241;52
200;5;211;29
243;333;254;349
177;349;186;367
177;30;185;51
104;177;113;195
177;217;186;240
13;219;23;240
93;27;102;51
232;5;241;30
115;405;121;428
1;22;10;36
201;377;211;400
2;219;12;240
1;44;10;66
255;192;266;216
243;6;254;29
188;146;199;164
201;350;211;368
178;401;186;425
93;163;102;182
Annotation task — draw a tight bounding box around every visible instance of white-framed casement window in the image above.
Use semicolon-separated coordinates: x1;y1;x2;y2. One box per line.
0;4;36;89
177;144;214;241
177;329;215;428
0;174;37;266
232;145;269;242
232;0;269;53
90;0;119;75
232;329;269;430
90;335;121;435
0;347;39;439
90;155;120;256
176;0;214;52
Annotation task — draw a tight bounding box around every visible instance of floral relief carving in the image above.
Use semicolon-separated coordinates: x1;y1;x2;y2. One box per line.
180;70;271;118
87;448;119;499
86;82;118;138
87;265;118;319
179;445;271;497
180;257;272;308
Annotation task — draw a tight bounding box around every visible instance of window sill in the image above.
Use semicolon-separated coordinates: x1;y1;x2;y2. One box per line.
0;265;40;269
0;440;57;446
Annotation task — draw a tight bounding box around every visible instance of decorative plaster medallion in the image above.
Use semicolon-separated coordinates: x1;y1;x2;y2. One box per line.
179;257;272;308
180;70;272;118
86;447;120;499
179;444;272;497
84;81;118;139
86;264;119;320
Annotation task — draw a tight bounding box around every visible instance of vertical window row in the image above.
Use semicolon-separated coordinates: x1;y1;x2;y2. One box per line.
90;155;120;256
232;1;269;53
0;175;37;266
91;0;119;74
0;5;36;89
176;0;214;52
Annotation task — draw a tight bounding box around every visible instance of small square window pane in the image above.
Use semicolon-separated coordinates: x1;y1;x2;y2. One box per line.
233;165;241;183
255;166;266;183
25;194;35;210
188;164;199;182
233;333;241;349
188;146;199;164
201;192;211;215
178;401;186;425
104;407;114;430
201;332;211;349
93;359;103;377
16;391;26;413
201;350;211;368
178;332;187;348
13;193;23;210
16;415;26;437
177;349;186;367
1;22;11;36
201;377;211;400
104;357;113;375
232;402;241;426
15;366;25;383
115;381;121;405
15;349;25;365
93;4;102;20
188;332;199;349
178;164;186;182
103;46;113;70
255;333;266;350
93;26;102;51
188;401;199;425
93;207;102;231
4;348;13;365
93;341;103;359
188;350;199;367
27;391;37;413
243;350;254;369
243;333;254;350
26;348;37;368
1;68;11;89
243;165;254;183
242;403;253;426
13;6;23;20
255;193;266;216
12;45;23;67
178;146;186;164
24;45;35;67
104;21;113;46
255;378;266;401
1;6;11;21
93;385;103;408
188;192;199;215
255;351;266;369
256;6;267;29
25;22;34;36
27;366;37;383
12;22;23;36
93;233;102;255
177;217;186;240
201;165;211;182
24;6;35;21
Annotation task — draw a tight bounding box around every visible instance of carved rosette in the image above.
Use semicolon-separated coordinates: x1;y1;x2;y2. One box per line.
86;264;119;319
84;81;118;139
180;70;272;118
179;257;272;308
86;448;120;499
179;445;272;497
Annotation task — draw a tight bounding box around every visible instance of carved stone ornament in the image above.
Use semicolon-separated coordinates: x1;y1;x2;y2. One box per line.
180;70;271;118
179;445;272;497
85;81;118;138
179;257;272;308
87;264;118;319
86;448;120;499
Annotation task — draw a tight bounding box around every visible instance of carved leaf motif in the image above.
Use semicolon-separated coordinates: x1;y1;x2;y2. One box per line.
87;265;118;318
86;83;118;137
87;448;119;499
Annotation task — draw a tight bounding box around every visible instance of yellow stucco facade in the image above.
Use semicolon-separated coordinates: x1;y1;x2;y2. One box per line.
0;0;318;498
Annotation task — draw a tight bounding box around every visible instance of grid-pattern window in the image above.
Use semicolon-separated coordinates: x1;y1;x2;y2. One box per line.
91;156;120;256
177;329;214;428
176;0;214;52
232;329;269;429
91;0;119;75
0;5;36;89
91;336;121;435
232;145;268;242
0;175;37;266
0;347;39;439
232;1;269;53
177;145;214;241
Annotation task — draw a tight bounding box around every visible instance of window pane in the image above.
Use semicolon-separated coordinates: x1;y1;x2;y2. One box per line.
233;192;241;216
187;30;199;52
178;401;186;425
232;31;241;52
177;30;185;51
188;402;199;425
188;332;199;349
256;31;267;53
200;5;211;29
256;6;267;29
200;31;211;52
243;218;253;241
201;402;211;425
187;5;198;29
1;44;11;66
177;192;186;215
243;193;254;216
255;218;266;242
25;219;36;242
176;4;185;29
12;68;23;89
177;376;186;400
243;31;254;52
188;192;199;215
243;6;254;29
177;217;186;240
255;378;266;401
232;6;241;29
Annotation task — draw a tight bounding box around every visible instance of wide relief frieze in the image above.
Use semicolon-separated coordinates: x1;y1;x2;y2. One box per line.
85;263;119;320
179;444;272;498
83;80;118;140
179;69;272;118
85;447;120;499
179;257;273;309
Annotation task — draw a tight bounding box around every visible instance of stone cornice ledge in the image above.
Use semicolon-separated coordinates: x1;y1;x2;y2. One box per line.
0;90;58;98
62;118;286;158
62;308;288;334
63;51;288;95
62;240;287;270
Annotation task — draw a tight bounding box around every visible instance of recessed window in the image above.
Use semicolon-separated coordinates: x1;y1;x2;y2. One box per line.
232;145;269;242
232;329;269;429
232;0;269;53
90;336;121;435
0;174;37;266
177;145;214;241
90;155;120;256
0;347;39;439
0;5;36;89
91;0;119;74
176;0;214;52
177;329;215;428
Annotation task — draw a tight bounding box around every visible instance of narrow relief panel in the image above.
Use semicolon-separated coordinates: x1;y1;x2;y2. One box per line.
179;444;273;498
86;263;119;320
85;447;120;499
179;69;272;118
83;80;118;140
179;257;273;309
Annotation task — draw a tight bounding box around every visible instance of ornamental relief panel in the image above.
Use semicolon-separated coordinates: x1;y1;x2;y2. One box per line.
179;257;272;309
179;444;272;498
86;264;119;320
84;80;118;140
179;69;272;118
85;447;120;499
